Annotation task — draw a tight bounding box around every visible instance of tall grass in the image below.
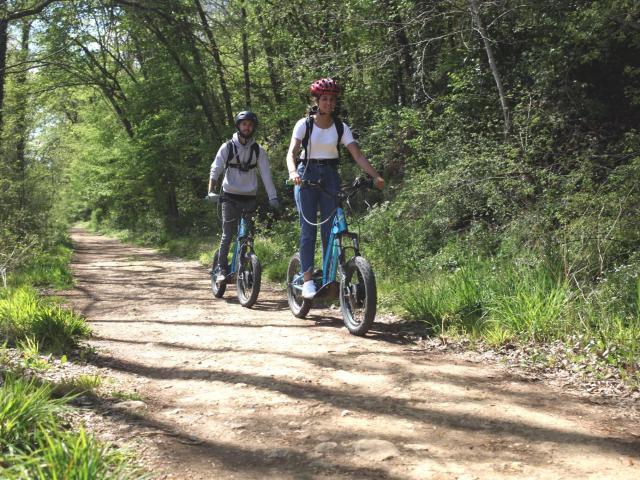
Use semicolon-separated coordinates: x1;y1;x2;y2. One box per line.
0;286;90;353
397;253;639;380
0;375;66;456
576;276;640;372
8;243;75;290
486;266;572;342
0;375;143;479
9;428;138;480
400;259;574;342
401;262;486;335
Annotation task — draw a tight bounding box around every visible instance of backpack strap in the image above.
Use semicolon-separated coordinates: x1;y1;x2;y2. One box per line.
299;115;314;166
333;114;344;158
249;142;260;169
224;140;236;170
225;140;259;172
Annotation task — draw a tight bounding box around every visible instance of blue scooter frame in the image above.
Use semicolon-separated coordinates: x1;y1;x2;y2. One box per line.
209;195;262;308
287;177;377;336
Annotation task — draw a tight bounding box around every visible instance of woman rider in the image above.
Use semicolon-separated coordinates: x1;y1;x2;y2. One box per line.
286;78;384;299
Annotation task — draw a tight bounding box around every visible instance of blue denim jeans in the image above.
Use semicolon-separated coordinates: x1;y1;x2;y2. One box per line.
294;163;341;274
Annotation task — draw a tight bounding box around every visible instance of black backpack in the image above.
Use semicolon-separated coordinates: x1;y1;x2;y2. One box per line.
224;140;260;172
299;112;344;165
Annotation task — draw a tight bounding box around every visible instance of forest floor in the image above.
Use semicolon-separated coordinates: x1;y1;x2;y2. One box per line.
56;227;640;479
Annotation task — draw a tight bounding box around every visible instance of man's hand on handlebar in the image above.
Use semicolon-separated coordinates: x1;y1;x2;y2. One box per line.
269;198;281;211
205;192;220;204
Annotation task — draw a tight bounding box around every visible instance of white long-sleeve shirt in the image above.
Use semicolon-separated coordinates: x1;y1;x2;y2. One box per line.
210;133;277;200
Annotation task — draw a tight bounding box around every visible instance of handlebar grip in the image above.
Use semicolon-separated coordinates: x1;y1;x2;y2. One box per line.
353;175;374;189
286;179;313;187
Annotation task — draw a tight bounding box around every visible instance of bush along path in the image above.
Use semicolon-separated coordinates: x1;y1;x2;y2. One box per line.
56;227;640;480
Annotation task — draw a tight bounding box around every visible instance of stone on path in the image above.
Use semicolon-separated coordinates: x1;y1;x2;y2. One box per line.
114;400;147;413
353;438;400;461
314;441;338;454
404;443;430;451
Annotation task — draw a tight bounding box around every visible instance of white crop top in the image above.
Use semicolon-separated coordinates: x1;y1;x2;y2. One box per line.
292;117;355;159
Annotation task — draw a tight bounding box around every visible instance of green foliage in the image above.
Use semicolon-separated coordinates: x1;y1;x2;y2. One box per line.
110;390;142;402
1;0;639;383
254;215;299;282
16;337;51;372
401;262;486;335
486;268;572;343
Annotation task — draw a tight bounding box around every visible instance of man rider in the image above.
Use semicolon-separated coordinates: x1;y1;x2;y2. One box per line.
209;111;279;283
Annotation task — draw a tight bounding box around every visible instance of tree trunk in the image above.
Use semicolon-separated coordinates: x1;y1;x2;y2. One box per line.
393;16;414;105
468;0;510;138
146;18;220;139
255;4;282;105
0;8;8;135
180;17;225;129
193;0;233;124
1;0;58;139
240;2;251;108
14;20;31;208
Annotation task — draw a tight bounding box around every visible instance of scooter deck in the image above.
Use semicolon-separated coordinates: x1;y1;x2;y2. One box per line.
314;281;340;299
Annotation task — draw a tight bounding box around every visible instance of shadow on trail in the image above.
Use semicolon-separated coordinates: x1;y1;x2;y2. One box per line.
87;353;640;462
79;397;404;480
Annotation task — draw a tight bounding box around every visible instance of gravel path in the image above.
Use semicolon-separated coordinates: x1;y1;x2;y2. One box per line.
60;228;640;479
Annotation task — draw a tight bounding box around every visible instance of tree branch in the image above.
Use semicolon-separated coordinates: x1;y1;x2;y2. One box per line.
4;0;59;21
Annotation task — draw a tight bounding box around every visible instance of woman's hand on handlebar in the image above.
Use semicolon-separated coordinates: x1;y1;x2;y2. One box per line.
373;176;385;190
289;170;302;186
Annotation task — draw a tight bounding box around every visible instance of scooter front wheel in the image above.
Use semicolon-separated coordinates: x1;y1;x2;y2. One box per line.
237;252;261;308
340;256;376;336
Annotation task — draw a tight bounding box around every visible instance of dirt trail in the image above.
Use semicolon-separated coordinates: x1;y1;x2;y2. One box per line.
61;228;640;479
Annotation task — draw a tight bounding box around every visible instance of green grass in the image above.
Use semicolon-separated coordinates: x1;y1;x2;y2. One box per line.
253;237;293;282
8;243;75;290
0;375;143;479
400;261;487;335
399;259;574;342
0;375;66;455
399;259;572;339
15;337;51;372
1;236;89;355
395;253;639;381
111;390;142;401
8;428;140;480
54;374;103;397
0;286;90;354
485;265;572;343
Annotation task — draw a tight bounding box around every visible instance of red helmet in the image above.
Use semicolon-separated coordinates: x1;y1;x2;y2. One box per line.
309;78;340;97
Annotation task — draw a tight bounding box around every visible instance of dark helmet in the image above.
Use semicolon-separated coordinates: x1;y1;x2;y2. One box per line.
234;110;258;128
310;78;340;97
